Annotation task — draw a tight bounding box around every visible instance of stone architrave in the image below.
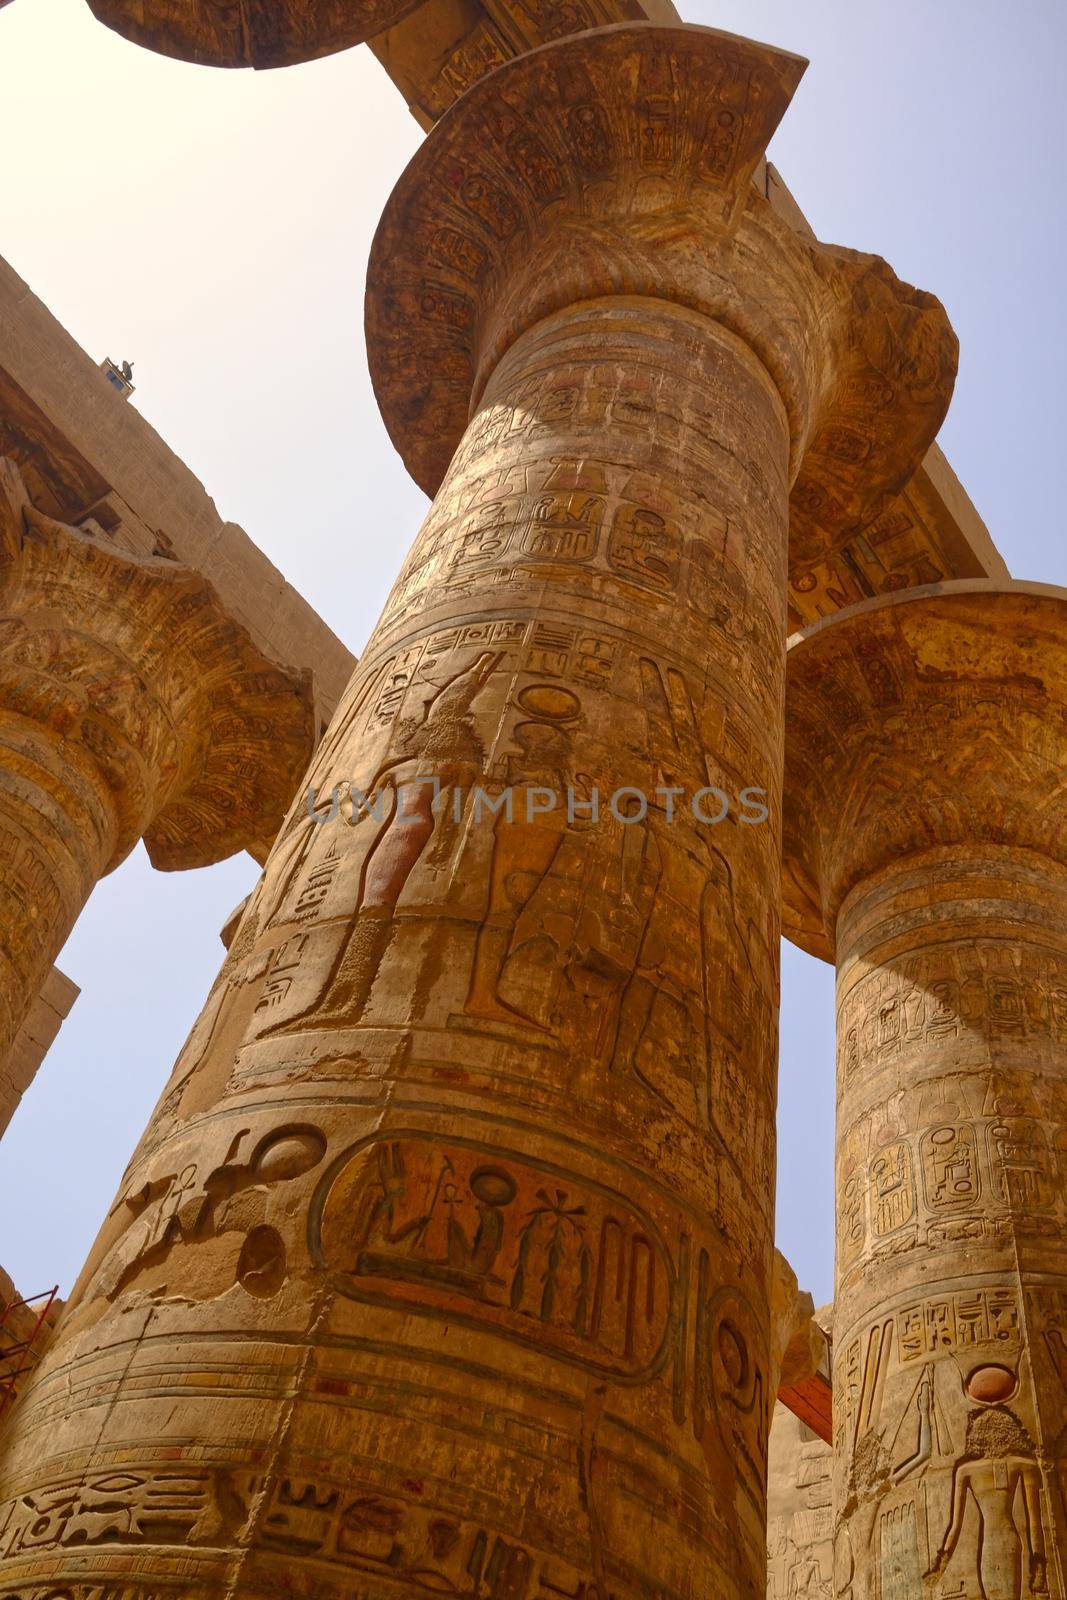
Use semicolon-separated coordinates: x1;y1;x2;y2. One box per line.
0;456;315;1132
784;580;1067;1600
0;25;955;1600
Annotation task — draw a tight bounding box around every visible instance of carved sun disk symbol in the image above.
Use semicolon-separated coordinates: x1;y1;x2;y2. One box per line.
965;1363;1018;1405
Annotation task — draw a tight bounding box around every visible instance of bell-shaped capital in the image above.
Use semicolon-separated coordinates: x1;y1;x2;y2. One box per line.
85;0;424;68
0;456;315;871
366;22;957;582
783;579;1067;959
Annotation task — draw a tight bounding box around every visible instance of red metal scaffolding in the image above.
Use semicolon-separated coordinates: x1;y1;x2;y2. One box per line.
0;1284;57;1418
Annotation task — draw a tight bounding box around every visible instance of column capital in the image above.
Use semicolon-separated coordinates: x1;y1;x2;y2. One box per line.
366;22;957;577
84;0;422;69
0;456;315;871
783;578;1067;960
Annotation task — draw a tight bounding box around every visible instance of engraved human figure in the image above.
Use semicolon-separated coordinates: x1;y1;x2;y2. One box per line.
467;701;664;1051
788;1554;831;1599
892;1367;936;1484
923;1124;980;1207
609;820;710;1101
264;650;502;1032
466;709;592;1030
926;1409;1049;1599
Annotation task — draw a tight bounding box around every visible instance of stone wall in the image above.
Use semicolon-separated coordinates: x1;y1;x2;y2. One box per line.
767;1401;836;1600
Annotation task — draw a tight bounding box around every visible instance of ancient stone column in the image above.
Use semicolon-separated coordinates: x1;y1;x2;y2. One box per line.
0;456;314;1135
784;580;1067;1600
0;967;78;1149
0;24;955;1600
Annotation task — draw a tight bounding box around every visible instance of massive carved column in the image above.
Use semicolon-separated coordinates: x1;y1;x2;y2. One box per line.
0;24;954;1600
784;581;1067;1600
0;456;314;1135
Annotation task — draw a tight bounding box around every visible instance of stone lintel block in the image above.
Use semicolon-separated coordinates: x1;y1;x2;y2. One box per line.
368;0;683;130
0;256;355;724
769;1249;834;1447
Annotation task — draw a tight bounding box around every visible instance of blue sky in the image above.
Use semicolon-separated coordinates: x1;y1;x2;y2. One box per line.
0;0;1063;1308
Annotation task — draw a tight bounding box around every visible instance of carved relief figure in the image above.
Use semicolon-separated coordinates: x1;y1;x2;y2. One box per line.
926;1406;1049;1599
263;649;503;1032
464;685;589;1031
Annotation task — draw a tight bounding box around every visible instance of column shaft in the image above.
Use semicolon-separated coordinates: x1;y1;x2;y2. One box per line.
833;850;1067;1600
0;297;788;1599
0;710;118;1093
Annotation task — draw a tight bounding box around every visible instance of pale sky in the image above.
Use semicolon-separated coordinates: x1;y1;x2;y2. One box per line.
1;0;1064;1309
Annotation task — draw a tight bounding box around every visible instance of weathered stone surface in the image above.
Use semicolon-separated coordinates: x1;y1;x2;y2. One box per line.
0;456;315;1070
771;1252;817;1395
0;24;954;1600
84;0;426;69
784;580;1067;1600
0;254;353;1145
63;0;1003;638
0;966;78;1142
785;432;1008;633
366;10;1003;633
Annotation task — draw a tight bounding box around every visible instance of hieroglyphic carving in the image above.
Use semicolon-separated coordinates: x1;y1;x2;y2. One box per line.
76;1122;327;1306
366;27;955;552
830;1059;1067;1289
311;1131;674;1380
927;1405;1050;1598
0;1465;247;1557
766;1402;834;1600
